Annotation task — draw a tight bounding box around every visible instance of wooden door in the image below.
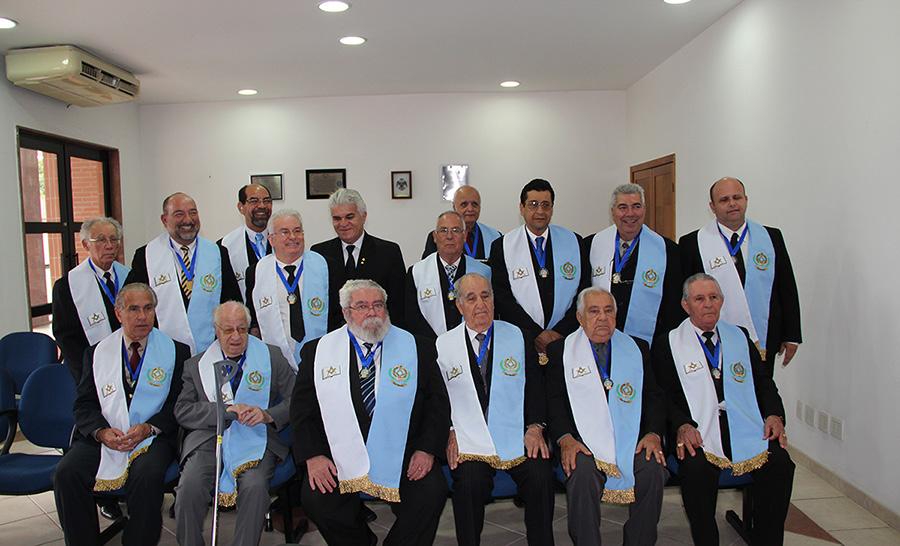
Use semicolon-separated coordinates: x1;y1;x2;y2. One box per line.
631;154;675;240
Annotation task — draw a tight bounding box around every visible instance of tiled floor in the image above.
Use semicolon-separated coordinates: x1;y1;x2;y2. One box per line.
3;440;897;545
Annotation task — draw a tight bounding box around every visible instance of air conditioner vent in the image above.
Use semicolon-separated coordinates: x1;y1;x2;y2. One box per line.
80;61;101;80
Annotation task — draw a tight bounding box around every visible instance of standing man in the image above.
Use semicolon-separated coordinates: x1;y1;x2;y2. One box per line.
679;177;801;375
245;209;331;371
125;192;241;355
218;184;273;303
438;273;555;546
174;301;295;546
653;274;794;545
421;185;501;261
490;178;589;362
54;283;190;546
585;184;682;346
52;217;130;382
290;279;449;545
547;287;668;545
406;211;491;340
311;188;407;327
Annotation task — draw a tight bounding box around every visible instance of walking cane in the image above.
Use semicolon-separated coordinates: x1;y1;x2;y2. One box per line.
211;359;237;546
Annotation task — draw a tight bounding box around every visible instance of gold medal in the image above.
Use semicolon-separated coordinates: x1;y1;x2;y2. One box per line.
447;292;455;301
712;368;721;380
603;379;613;391
287;293;298;305
611;273;622;284
538;352;549;366
360;367;371;379
539;268;549;278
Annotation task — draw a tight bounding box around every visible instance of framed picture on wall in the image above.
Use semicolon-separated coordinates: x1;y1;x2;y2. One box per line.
391;171;412;199
250;173;283;200
306;169;346;199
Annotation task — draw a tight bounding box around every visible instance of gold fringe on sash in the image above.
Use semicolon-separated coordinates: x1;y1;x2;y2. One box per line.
216;459;262;507
703;451;731;470
93;445;150;492
457;453;527;470
703;450;769;476
594;459;621;478
494;455;527;470
601;487;635;504
339;475;401;503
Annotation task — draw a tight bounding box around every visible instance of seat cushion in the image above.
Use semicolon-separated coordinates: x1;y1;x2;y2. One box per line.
0;453;62;495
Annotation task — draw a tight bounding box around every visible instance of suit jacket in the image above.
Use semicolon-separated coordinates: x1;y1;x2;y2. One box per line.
545;335;664;445
404;254;467;340
175;343;295;463
651;325;785;447
51;274;120;383
73;339;190;449
679;226;802;358
582;233;685;345
244;256;341;332
488;230;590;345
310;232;407;328
290;332;449;465
422;227;489;260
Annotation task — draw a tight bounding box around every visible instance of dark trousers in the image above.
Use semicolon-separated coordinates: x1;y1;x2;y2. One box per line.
54;438;174;546
450;458;555;546
678;442;795;546
301;462;447;545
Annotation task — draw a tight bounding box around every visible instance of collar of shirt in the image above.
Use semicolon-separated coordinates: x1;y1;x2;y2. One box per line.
439;255;462;269
690;323;719;345
275;255;304;271
88;258;113;277
122;334;148;356
525;226;549;245
170;237;197;253
245;226;269;242
717;222;747;242
341;232;365;254
465;324;492;350
356;339;382;370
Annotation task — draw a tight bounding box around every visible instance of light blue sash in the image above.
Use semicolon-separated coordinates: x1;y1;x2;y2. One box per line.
186;237;222;353
367;327;418;496
477;223;501;259
719;322;768;474
486;321;526;463
604;330;644;500
744;221;776;350
465;255;492;281
218;336;270;506
296;250;329;364
127;329;176;456
548;225;581;329
623;228;667;343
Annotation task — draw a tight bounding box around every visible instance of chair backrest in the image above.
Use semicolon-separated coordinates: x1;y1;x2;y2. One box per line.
18;364;76;449
0;332;60;394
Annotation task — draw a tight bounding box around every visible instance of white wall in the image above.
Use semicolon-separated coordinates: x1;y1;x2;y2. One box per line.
627;0;900;512
138;91;626;264
0;59;143;334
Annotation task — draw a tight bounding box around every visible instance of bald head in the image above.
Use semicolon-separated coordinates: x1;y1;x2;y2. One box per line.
161;192;201;245
453;185;482;231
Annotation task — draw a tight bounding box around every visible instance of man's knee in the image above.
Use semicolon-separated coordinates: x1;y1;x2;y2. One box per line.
520;457;555;489
677;449;716;480
634;455;669;488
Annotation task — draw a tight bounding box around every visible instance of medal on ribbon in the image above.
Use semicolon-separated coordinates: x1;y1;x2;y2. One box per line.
612;228;640;285
696;333;722;380
590;341;614;390
349;330;382;380
275;261;304;305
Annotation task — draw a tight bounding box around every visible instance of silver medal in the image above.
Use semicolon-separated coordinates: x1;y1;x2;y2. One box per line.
287;293;298;305
712;368;721;380
611;273;622;284
539;268;549;278
603;379;614;391
360;367;371;379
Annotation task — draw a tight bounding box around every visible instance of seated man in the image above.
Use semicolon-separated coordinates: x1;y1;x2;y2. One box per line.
653;273;794;546
174;301;295;546
438;273;555;545
406;211;491;340
54;283;189;546
547;287;668;546
290;279;449;545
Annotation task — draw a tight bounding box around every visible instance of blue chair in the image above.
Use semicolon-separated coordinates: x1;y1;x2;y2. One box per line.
0;331;59;396
266;425;303;542
0;369;15;445
0;364;76;495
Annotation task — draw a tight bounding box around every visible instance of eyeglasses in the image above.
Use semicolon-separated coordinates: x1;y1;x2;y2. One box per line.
348;301;386;313
436;227;464;235
216;325;249;336
524;200;553;211
246;197;273;206
276;228;304;238
88;236;121;246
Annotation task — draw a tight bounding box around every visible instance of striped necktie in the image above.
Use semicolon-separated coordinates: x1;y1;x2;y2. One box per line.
360;342;376;416
179;245;193;299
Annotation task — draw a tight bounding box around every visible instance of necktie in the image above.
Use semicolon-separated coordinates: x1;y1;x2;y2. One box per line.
445;263;458;279
179;245;193;299
535;236;545;257
103;272;117;301
730;233;746;285
592;342;609;375
466;230;475;249
703;331;731;458
228;357;243;393
702;331;716;362
360;342;376;416
284;265;305;342
254;232;266;256
128;342;141;377
475;332;488;387
345;244;357;277
619;240;631;258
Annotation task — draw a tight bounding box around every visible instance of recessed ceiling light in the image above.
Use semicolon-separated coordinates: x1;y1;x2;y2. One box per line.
500;81;520;88
663;0;692;4
0;17;17;29
318;1;350;13
237;89;258;96
339;36;366;46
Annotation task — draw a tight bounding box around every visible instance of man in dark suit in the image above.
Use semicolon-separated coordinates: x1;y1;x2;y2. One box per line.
174;301;295;546
290;279;449;545
310;188;407;328
438;273;555;545
490;178;590;360
653;273;794;546
53;283;190;546
406;211;491;340
125;192;241;355
52;217;129;383
584;183;683;347
546;287;668;545
421;185;501;261
679;177;801;376
217;183;273;303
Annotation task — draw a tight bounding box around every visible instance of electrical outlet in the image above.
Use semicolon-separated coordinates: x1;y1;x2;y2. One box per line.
804;404;815;427
796;400;803;421
830;417;843;441
817;411;830;433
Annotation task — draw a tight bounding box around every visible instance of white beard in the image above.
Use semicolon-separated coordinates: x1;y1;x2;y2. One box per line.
347;316;391;344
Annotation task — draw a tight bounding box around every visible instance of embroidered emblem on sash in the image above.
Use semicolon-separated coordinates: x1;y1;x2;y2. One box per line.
308;297;325;316
446;366;462;381
617;382;636;403
573;366;591;379
560;262;577;280
753;252;770;270
684;361;704;374
200;273;218;292
147;367;167;387
730;361;747;383
259;296;273;309
592;265;605;277
642;268;660;288
501;357;521;376
247;370;265;391
101;383;116;398
420;287;436;300
235;271;245;281
154;274;171;286
513;267;528;280
88;312;106;326
710;256;728;269
322;366;340;380
390;365;410;387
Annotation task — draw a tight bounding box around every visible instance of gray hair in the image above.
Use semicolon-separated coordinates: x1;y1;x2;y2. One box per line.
575;286;617;315
610;183;645;208
114;283;158;310
436;210;465;229
455;273;492;300
79;217;123;242
213;301;251;326
267;208;303;233
339;279;387;309
328;188;367;215
682;273;723;301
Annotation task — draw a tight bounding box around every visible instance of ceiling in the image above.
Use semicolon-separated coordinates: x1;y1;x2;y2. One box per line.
0;0;742;105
